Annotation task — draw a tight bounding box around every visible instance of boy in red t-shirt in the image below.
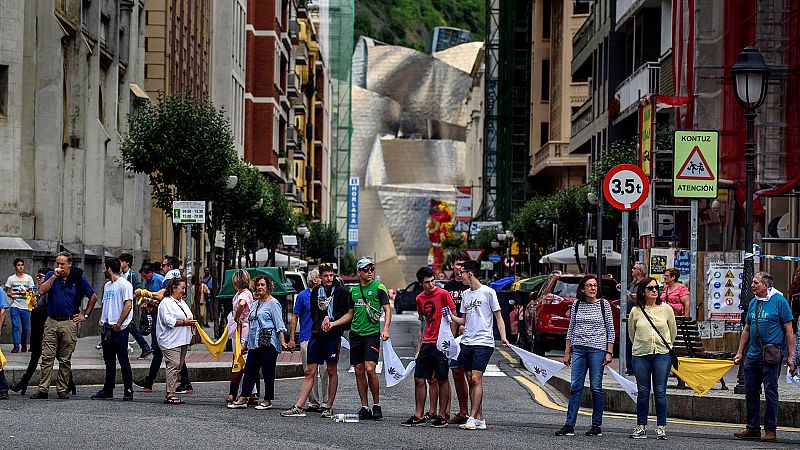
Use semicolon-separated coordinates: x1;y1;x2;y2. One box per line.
400;267;456;428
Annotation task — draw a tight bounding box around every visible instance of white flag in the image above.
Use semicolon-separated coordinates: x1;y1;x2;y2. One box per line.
340;336;350;350
382;338;416;387
436;317;461;360
786;368;800;387
608;367;638;404
508;345;565;385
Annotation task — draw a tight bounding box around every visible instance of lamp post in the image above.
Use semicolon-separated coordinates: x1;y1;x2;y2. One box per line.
587;191;600;275
297;223;310;269
223;175;238;273
251;197;263;266
491;238;500;279
730;46;769;394
497;232;507;277
504;229;514;277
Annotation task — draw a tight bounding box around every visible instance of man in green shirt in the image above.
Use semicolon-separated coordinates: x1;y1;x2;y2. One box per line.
349;258;391;420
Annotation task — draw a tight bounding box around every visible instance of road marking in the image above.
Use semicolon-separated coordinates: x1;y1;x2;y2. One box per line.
501;349;800;433
348;362;383;373
483;364;506;377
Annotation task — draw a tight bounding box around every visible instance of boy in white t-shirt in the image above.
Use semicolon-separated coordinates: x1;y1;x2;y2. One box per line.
5;258;35;353
446;260;509;431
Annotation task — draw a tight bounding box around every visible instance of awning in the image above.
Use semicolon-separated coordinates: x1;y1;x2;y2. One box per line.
539;244;622;266
130;83;149;100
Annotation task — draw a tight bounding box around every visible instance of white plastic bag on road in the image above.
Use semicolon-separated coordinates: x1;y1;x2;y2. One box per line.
508;344;565;385
382;338;416;387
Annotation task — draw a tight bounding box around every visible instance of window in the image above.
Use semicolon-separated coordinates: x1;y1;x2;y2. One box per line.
541;60;550;101
0;65;8;117
540;122;549;147
100;14;110;46
542;0;551;39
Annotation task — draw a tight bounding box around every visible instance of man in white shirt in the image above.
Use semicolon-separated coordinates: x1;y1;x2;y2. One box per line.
446;260;509;430
5;258;35;353
91;257;134;401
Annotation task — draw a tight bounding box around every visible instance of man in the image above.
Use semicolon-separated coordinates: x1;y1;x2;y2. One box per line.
442;252;471;424
281;263;353;418
348;258;391;420
201;266;215;326
446;259;509;430
33;251;98;399
134;256;193;393
118;253;152;358
624;261;647;375
402;267;455;427
91;257;134;401
288;268;329;412
138;263;164;354
733;272;795;443
5;258;35;353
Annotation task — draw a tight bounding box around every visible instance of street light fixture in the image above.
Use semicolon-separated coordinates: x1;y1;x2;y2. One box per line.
297;223;310;266
731;46;769;394
251;197;263;266
224;175;239;273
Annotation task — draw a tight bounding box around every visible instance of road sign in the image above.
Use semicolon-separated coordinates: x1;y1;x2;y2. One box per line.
480;261;494;271
443;269;454;279
502;256;516;268
488;254;501;264
602;164;649;210
465;249;484;262
348;177;360;246
334;245;345;259
172;201;205;224
586;239;614;257
673;131;719;198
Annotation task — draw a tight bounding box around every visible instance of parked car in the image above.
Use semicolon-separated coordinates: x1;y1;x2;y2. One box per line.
394;280;446;314
521;273;621;355
492;277;517;340
509;275;549;343
285;271;308;296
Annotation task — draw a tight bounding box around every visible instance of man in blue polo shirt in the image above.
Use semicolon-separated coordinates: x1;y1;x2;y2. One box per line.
32;251;97;399
288;268;328;412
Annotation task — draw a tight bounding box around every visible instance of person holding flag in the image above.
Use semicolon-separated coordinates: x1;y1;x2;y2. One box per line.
445;260;509;430
401;267;455;428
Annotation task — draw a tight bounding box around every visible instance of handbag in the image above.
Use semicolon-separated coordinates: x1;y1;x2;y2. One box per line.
100;323;113;343
755;300;783;364
639;305;679;370
254;301;274;349
139;309;152;336
360;284;383;324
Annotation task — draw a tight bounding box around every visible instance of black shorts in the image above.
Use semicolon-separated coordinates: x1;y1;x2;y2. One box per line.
350;332;381;365
307;334;341;365
414;343;449;381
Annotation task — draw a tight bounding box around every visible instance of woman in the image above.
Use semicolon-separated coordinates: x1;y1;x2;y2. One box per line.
660;268;690;316
156;277;197;405
226;269;258;405
10;268;75;395
555;275;615;437
628;277;677;440
228;275;288;410
789;266;800;333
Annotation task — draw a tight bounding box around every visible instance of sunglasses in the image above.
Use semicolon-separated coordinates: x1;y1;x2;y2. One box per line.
360;266;375;273
585;283;598;288
645;285;659;291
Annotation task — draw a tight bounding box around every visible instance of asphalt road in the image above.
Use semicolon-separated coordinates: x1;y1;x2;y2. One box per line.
1;312;798;448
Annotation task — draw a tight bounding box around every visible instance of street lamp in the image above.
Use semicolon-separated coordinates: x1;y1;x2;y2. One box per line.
224;174;238;273
297;223;310;266
731;46;769;394
251;197;263;266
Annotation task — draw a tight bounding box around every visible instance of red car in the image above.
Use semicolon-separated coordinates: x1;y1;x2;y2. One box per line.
521;273;621;356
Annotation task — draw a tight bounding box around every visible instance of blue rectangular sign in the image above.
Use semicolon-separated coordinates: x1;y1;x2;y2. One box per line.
348;177;359;246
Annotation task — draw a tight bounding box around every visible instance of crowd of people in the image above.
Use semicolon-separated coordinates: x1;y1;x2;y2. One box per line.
0;252;798;441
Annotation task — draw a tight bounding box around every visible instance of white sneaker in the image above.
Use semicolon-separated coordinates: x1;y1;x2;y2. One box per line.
656;426;666;440
459;417;477;430
475;419;487;430
630;426;647;439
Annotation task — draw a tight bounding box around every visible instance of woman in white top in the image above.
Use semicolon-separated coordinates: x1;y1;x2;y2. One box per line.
227;270;256;405
156;277;197;405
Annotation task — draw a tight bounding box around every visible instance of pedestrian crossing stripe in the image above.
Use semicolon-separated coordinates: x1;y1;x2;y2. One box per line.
347;362;506;377
725;279;734;288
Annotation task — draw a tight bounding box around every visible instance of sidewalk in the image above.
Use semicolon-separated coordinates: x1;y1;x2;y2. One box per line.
536;356;800;427
1;327;303;386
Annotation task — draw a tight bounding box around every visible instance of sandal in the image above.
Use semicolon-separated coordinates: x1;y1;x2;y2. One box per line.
254;401;272;410
164;395;185;405
226;394;235;405
247;396;260;406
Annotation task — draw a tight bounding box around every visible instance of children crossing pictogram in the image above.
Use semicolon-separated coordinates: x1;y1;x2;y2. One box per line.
676;146;715;180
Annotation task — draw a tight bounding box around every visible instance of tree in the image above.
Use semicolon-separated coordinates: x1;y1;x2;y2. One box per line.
550;185;591;272
510;196;556;271
305;222;341;262
120;92;237;257
256;179;295;267
469;227;500;254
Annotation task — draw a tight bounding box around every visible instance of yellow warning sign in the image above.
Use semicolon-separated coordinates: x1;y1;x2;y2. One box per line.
725;288;735;297
725;270;734;278
725;280;734;288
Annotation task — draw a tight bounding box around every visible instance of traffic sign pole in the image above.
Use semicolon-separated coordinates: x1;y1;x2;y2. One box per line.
690;200;698;320
619;209;629;376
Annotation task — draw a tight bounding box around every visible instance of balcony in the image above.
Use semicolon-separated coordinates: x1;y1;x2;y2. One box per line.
286;126;298;149
293;43;308;66
614;62;660;119
571;99;593;139
570;82;589;108
293;96;307;116
287;72;300;97
289;21;300;44
615;0;653;30
572;12;595;65
530;141;590;177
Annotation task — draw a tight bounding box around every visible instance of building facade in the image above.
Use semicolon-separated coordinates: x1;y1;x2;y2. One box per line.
210;0;247;157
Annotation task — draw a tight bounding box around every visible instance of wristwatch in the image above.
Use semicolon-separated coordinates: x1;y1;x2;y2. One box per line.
84;313;90;320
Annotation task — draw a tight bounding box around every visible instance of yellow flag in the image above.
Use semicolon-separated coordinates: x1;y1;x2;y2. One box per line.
193;323;229;358
26;291;38;310
671;357;735;396
232;326;246;373
0;348;6;371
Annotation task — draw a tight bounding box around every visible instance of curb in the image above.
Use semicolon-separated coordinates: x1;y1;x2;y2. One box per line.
547;372;800;428
2;362;304;386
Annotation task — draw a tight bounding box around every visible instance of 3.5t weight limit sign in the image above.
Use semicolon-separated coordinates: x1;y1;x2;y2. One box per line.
603;164;649;211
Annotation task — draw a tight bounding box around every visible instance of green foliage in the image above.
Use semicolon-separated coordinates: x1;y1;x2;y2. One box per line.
355;0;485;51
340;252;358;276
510;196;555;255
469;227;500;254
587;137;638;190
306;222;342;262
550;185;591;245
120;92;237;215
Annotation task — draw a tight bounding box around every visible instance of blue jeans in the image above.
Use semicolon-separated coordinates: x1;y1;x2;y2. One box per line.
0;370;8;394
632;353;671;426
744;356;781;432
565;346;606;427
10;307;31;347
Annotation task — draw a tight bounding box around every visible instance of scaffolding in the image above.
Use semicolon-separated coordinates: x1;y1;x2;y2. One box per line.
322;0;354;241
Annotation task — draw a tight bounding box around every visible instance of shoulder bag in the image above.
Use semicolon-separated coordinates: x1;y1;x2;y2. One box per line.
755;300;782;364
639;305;679;370
360;284;383;324
254;300;273;349
174;299;199;345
